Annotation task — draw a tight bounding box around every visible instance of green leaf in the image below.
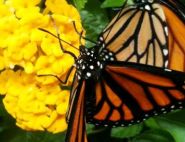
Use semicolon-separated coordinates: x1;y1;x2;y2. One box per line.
73;0;87;10
0;128;66;142
111;123;143;138
80;0;109;47
88;127;111;142
101;0;126;8
0;96;16;133
87;124;108;135
156;117;185;142
101;0;134;8
132;129;175;142
144;118;161;129
165;109;185;124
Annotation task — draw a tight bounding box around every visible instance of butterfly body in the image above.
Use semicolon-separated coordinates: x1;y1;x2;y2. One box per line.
75;47;115;81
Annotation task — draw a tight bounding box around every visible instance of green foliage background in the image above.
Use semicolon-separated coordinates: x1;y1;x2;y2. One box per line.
1;0;185;142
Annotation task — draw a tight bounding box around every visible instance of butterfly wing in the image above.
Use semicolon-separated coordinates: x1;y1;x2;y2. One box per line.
86;62;185;126
66;74;79;122
160;0;185;71
98;1;168;67
65;80;88;142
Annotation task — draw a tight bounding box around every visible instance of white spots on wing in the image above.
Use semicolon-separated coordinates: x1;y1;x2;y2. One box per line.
164;68;171;72
145;114;149;117
104;124;108;127
164;26;168;36
87;100;185;128
121;124;125;127
165;61;168;67
163;49;168;56
178;102;182;105
161;108;165;111
179;106;183;109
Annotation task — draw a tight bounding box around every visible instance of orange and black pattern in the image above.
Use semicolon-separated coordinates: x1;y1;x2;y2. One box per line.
86;62;185;126
66;81;87;142
65;0;185;142
98;0;185;71
159;0;185;71
98;0;169;67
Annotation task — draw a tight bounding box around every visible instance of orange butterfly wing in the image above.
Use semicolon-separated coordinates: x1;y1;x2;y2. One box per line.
86;63;185;126
161;2;185;71
66;0;185;141
99;1;168;67
65;80;88;142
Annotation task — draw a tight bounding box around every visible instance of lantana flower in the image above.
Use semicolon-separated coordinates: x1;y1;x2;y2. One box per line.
0;0;84;133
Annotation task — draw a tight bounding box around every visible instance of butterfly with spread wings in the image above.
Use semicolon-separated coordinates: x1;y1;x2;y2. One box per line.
44;0;185;142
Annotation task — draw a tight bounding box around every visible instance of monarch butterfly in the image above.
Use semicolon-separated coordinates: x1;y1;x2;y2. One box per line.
41;0;185;142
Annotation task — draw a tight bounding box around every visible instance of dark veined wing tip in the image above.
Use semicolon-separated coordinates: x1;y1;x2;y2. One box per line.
86;100;185;127
160;0;185;21
104;61;185;74
85;61;185;127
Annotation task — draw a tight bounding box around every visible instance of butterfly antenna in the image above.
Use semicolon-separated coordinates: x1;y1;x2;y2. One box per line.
38;16;77;83
38;74;65;84
38;28;79;51
50;15;78;59
79;30;84;45
72;21;97;44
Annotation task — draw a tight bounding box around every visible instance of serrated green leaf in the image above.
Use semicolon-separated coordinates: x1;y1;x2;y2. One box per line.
132;129;175;142
111;123;143;138
73;0;87;10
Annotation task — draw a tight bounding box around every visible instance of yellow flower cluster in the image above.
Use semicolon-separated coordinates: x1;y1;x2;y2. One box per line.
0;0;83;133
